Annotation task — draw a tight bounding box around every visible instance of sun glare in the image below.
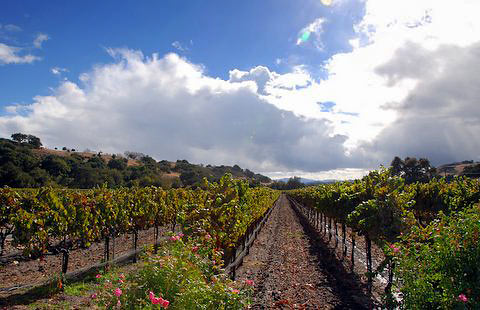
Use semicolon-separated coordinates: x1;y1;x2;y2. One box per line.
321;0;332;6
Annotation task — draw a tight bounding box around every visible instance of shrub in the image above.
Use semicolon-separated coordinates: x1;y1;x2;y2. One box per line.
393;204;480;309
93;235;252;309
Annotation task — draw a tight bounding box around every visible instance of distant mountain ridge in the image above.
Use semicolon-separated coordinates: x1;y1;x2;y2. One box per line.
276;177;338;184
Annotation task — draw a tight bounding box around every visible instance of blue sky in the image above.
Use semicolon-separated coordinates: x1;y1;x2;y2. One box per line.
1;0;480;180
0;0;363;106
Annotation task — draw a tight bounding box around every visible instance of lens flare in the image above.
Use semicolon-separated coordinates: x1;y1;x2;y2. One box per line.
321;0;332;6
299;31;311;44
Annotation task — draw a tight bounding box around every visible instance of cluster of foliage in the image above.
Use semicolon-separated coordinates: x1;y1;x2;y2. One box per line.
93;234;254;309
0;175;279;267
288;168;480;308
390;156;436;184
270;176;306;190
10;133;43;148
0;135;270;188
174;160;270;188
392;205;480;309
462;163;480;178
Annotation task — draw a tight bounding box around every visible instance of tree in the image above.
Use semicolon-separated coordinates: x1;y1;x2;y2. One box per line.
285;176;305;189
140;155;156;167
87;156;106;169
180;170;202;186
389;156;435;183
41;155;70;176
390;156;404;176
26;135;42;148
124;151;145;160
108;158;128;170
10;133;42;148
461;163;480;178
11;133;28;143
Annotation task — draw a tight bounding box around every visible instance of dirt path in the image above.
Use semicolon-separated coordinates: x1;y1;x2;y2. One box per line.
236;195;370;309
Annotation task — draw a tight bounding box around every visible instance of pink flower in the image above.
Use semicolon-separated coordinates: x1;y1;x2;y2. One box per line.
161;299;169;308
90;293;97;299
117;299;121;307
119;273;125;279
96;274;102;279
178;233;184;238
119;279;124;283
389;244;400;253
192;246;199;252
231;289;240;294
114;288;122;297
149;291;169;308
205;234;211;240
458;294;468;303
245;279;254;286
169;236;177;241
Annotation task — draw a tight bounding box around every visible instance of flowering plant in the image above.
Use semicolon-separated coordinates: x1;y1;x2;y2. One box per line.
92;238;251;309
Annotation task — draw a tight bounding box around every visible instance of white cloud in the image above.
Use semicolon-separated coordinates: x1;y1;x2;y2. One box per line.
172;41;188;52
252;0;480;170
51;67;69;75
0;43;40;64
361;42;480;165
2;0;479;178
33;33;49;48
3;24;22;32
266;167;370;181
296;18;325;50
306;0;480;158
0;50;366;175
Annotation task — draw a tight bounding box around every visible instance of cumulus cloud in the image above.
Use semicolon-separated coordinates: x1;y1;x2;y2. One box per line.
362;42;480;165
344;0;480;165
33;33;49;48
310;0;480;162
2;0;479;177
0;50;365;173
0;43;40;64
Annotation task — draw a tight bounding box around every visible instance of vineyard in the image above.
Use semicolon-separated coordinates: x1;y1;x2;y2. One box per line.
287;168;480;309
0;175;279;307
1;170;479;309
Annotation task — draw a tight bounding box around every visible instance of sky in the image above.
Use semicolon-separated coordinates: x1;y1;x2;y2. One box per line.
1;0;480;180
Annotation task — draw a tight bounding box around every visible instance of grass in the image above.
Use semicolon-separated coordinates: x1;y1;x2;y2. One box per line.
63;281;94;297
27;300;72;310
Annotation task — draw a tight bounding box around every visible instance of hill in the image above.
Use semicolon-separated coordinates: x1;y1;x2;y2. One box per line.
0;136;271;188
436;160;480;178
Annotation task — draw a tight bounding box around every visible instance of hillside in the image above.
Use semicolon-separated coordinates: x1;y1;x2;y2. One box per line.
436;160;480;178
0;136;271;188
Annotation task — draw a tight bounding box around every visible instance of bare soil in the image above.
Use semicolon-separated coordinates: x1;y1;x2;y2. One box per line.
0;226;171;299
236;195;372;309
287;198;388;303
